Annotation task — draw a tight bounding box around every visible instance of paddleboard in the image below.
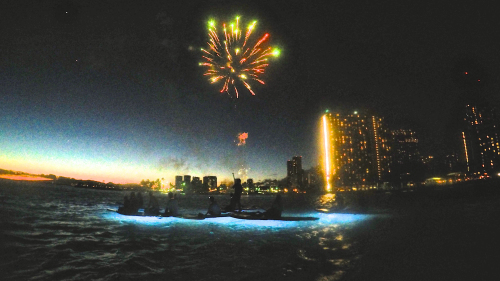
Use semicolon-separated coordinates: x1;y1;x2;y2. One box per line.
230;213;318;221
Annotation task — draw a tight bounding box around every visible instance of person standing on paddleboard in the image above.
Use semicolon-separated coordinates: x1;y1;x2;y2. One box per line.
232;178;243;212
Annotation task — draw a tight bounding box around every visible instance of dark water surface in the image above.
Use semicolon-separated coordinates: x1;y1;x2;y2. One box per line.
2;179;499;280
1;180;374;281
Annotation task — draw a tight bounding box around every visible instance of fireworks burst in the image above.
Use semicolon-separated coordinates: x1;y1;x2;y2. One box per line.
200;16;280;98
238;165;250;182
237;132;248;146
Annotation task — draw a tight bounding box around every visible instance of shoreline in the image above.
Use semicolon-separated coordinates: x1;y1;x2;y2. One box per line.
0;174;53;181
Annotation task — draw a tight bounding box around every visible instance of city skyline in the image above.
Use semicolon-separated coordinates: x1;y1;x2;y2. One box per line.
2;0;499;184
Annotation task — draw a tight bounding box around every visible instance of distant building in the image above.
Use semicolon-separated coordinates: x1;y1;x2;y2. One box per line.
444;153;461;173
287;156;304;188
462;104;500;177
247;178;254;192
391;129;420;166
390;129;424;186
175;176;183;190
203;176;217;192
183;175;191;192
287;156;302;176
303;168;320;191
191;177;202;193
322;112;392;190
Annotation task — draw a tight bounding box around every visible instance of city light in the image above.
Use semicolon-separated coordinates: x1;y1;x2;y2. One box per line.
372;116;382;180
322;115;332;191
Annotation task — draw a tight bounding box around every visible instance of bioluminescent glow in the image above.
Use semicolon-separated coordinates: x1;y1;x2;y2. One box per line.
322;115;332;191
316;213;374;224
102;211;372;229
200;16;279;98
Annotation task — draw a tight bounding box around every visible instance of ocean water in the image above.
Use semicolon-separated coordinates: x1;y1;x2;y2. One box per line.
0;180;376;281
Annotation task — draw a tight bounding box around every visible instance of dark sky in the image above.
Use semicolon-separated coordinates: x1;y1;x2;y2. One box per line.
1;0;499;183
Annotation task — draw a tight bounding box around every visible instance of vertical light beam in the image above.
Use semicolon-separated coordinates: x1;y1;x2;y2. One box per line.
323;115;331;191
462;131;470;172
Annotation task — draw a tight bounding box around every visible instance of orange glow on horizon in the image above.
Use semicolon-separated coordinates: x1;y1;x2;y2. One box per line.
0;175;53;181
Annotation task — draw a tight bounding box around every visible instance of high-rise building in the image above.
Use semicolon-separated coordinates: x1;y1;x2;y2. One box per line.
303;168;319;190
391;129;423;185
189;177;201;193
287;157;302;176
391;129;420;165
203;176;217;191
183;175;191;192
462;104;500;177
175;176;183;190
287;156;304;187
247;178;254;191
322;112;391;190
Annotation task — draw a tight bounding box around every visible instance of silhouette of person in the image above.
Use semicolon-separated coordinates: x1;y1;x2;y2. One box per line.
129;192;139;213
146;191;160;215
263;194;283;218
232;179;243;212
206;196;221;217
164;192;179;216
118;195;131;214
224;193;237;212
136;192;144;209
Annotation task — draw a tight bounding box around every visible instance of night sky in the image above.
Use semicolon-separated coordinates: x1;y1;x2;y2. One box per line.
1;0;499;184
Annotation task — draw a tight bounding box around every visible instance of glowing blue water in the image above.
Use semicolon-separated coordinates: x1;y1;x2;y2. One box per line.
0;180;376;281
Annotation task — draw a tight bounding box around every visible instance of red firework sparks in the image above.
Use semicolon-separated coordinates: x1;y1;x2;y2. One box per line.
237;132;248;146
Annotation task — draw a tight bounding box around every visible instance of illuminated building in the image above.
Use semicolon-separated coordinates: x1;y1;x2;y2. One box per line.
462;104;500;177
390;129;422;187
203;176;217;191
287;156;304;188
191;177;202;192
247;178;254;192
175;176;183;189
392;129;419;166
322;112;391;190
444;153;461;173
287;156;302;176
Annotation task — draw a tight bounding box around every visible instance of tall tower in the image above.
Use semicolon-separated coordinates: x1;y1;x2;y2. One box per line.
203;176;218;191
175;176;183;190
292;156;302;173
322;111;391;190
183;175;191;192
391;129;422;185
392;129;420;166
287;160;294;177
287;156;304;188
462;104;500;177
